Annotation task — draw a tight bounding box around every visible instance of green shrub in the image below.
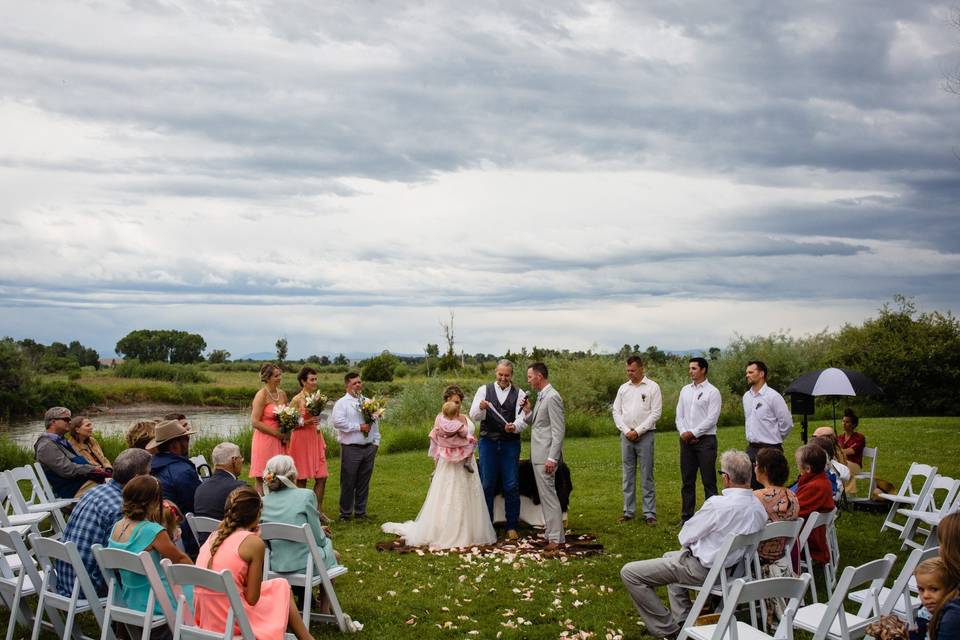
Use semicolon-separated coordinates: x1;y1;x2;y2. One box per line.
113;360;213;384
35;381;102;412
361;353;398;382
0;436;37;471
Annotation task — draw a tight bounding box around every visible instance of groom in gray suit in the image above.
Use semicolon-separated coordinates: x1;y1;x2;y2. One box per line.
518;362;566;548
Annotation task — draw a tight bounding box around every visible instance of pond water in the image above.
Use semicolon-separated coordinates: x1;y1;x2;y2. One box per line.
0;405;250;447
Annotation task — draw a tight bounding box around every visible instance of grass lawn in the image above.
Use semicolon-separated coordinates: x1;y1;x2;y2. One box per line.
7;416;959;639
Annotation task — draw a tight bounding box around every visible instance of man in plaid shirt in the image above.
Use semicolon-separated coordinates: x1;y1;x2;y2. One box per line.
55;448;152;596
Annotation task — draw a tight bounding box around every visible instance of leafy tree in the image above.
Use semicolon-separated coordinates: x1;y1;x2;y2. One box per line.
208;349;231;364
827;295;960;415
0;337;36;419
115;330;206;363
333;353;349;366
615;344;633;360
362;351;399;382
643;345;667;366
709;347;722;361
16;339;46;369
424;343;439;376
275;337;288;364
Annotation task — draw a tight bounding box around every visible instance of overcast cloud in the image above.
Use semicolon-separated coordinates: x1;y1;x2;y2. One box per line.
1;1;958;357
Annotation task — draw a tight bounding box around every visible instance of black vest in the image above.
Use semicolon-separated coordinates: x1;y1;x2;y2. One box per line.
480;383;519;442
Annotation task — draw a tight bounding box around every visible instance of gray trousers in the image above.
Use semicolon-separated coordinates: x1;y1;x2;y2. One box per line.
532;462;565;543
620;548;710;638
622;430;656;518
339;443;377;518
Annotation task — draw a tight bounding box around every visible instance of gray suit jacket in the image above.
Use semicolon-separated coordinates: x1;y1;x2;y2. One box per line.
520;384;565;464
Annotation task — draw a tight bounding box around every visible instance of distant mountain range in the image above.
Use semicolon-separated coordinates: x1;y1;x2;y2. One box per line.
237;351;424;361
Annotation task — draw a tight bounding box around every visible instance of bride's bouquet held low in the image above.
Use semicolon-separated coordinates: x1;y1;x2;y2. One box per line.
273;404;303;442
359;396;386;438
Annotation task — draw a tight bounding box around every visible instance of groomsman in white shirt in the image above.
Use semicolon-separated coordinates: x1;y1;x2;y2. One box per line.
612;356;662;525
675;357;722;523
331;372;380;520
742;360;794;489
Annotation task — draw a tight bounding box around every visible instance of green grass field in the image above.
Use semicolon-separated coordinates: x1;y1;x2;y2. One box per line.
6;416;958;639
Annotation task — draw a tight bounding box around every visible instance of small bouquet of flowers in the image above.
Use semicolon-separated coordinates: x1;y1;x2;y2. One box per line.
273;404;303;437
359;396;386;437
304;391;328;417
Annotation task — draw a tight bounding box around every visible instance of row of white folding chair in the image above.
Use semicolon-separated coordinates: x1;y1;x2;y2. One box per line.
849;545;939;627
797;509;839;603
0;526;58;640
879;462;938;535
29;534;108;640
0;466;71;539
682;554;897;640
751;519;804;633
848;446;879;504
897;476;960;550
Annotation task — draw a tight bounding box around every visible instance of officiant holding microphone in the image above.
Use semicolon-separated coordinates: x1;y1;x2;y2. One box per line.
469;359;527;540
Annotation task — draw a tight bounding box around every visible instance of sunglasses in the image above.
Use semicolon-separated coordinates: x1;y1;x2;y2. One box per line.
718;470;729;478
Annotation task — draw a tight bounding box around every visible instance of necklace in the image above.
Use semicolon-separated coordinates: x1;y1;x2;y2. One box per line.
116;518;135;539
265;386;281;404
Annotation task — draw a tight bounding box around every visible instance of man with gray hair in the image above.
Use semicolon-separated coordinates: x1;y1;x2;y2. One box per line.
620;450;769;638
55;448;152;596
469;358;528;540
35;406;110;498
193;442;248;538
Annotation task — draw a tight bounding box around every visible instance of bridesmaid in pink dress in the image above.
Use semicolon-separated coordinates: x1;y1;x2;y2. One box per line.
289;366;330;521
249;364;288;496
195;487;314;640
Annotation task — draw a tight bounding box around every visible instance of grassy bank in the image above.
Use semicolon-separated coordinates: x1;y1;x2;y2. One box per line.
4;416;959;639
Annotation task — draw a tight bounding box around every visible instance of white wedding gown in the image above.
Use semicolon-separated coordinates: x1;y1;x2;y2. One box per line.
382;419;497;549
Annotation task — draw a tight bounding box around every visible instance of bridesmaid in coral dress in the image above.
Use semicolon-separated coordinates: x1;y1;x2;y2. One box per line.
250;364;288;496
195;487;315;640
289;366;331;522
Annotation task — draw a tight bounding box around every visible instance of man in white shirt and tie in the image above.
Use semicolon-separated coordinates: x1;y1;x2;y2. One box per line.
742;360;794;489
612;356;662;525
675;357;722;523
331;372;380;520
620;450;769;638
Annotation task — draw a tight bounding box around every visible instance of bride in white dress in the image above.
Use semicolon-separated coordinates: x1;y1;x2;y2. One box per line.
382;387;497;549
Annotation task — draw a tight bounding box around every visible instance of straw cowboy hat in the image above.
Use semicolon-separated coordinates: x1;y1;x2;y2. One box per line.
146;419;196;449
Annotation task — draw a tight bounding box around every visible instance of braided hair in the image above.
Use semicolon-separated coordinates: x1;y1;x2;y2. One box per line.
207;486;262;569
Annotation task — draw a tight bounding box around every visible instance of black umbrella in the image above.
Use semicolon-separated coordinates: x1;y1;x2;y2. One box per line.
785;367;883;435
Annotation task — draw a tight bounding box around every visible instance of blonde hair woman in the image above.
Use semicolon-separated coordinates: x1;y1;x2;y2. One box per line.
249;363;288;495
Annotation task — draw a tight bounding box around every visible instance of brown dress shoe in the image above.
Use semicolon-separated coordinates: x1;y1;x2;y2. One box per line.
618;515;633;523
544;542;561;551
506;529;519;540
645;516;658;525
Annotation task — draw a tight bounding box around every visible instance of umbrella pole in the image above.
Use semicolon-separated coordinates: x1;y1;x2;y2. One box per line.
832;399;837;430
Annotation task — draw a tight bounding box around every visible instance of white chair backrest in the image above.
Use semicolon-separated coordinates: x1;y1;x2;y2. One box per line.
0;526;63;640
882;546;940;617
810;553;897;640
920;476;960;515
92;544;177;636
854;446;878;495
184;514;220;547
161;560;257;640
897;463;938;500
4;467;46;509
189;456;212;478
686;574;812;640
31;464;61;504
28;534;107;638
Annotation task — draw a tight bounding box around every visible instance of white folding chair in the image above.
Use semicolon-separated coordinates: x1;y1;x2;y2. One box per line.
879;463;937;535
0;526;64;640
184;513;220;549
28;534;109;640
92;545;177;640
161;560;297;640
32;463;82;507
849;545;939;627
0;484;49;545
190;456;212;479
797;509;839;603
793;553;897;640
848;447;878;502
898;476;959;551
675;530;764;632
679;574;812;640
260;522;351;632
2;467;73;538
752;519;804;633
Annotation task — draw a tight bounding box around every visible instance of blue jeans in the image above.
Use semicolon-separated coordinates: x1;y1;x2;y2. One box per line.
478;437;521;530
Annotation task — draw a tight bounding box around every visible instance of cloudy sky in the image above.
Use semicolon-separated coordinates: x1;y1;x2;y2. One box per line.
1;1;958;358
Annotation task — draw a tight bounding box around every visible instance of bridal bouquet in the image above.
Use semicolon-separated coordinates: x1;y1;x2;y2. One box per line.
359;396;386;437
304;391;328;417
273;404;303;435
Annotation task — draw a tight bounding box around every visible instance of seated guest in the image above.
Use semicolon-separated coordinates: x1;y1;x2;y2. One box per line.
260;455;340;614
838;409;866;495
195;487;316;640
811;433;848;501
620;451;768;638
193;442;248;543
107;475;193;615
125;419;158;450
149;419;202;557
55;448;152;597
34;406;110;498
794;443;835;566
67;416;113;472
753;447;800;627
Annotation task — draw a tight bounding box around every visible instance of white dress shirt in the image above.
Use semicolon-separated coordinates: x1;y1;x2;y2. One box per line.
468;383;527;425
331;392;381;446
678;487;769;568
742;384;793;445
612;377;662;436
675;380;722;438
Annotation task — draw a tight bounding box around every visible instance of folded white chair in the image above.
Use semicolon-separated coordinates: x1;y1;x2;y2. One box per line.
2;467;72;539
793;553;897;640
879;463;937;536
679;574;812;640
